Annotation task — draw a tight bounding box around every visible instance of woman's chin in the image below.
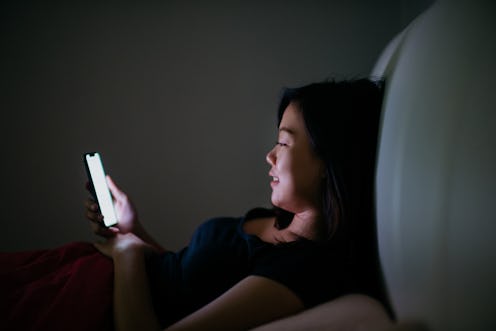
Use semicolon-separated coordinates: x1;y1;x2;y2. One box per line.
270;196;280;208
270;197;287;210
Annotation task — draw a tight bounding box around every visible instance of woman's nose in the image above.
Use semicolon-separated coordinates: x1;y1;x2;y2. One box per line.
266;147;276;166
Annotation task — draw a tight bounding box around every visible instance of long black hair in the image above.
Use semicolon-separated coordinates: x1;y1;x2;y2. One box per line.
274;78;385;243
273;78;393;319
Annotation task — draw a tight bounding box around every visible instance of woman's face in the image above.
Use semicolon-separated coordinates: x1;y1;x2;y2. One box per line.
266;102;325;214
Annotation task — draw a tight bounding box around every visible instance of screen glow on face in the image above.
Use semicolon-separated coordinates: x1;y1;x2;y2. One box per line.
86;153;118;226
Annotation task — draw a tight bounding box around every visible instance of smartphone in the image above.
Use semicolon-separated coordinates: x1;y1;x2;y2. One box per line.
84;152;118;227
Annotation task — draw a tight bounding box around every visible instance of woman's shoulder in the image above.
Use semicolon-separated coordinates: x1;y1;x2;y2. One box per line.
194;216;240;238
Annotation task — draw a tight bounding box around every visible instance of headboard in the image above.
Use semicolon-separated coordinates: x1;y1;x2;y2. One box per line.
372;1;496;330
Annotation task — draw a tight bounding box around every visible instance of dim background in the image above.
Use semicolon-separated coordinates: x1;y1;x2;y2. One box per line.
0;0;432;251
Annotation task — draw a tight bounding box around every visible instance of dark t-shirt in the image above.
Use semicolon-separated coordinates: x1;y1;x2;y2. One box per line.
146;208;352;327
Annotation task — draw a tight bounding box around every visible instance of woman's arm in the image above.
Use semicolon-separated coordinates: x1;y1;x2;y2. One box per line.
166;275;304;331
250;294;393;331
95;233;162;331
113;246;161;331
96;233;304;331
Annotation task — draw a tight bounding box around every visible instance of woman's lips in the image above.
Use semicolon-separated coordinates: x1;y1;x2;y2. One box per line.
269;173;280;187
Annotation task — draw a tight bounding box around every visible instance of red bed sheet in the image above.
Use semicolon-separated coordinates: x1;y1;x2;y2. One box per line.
0;242;114;331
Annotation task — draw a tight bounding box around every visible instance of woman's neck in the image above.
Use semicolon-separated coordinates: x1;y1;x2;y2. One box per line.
286;209;326;241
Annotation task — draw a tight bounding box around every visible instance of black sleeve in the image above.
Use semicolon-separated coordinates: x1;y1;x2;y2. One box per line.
249;242;351;308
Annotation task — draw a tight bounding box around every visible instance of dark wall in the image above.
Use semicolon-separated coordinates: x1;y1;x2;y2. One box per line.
0;0;433;251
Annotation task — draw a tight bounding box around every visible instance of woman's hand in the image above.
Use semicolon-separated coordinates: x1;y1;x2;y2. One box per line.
85;175;141;237
94;232;152;259
85;176;166;252
106;175;140;234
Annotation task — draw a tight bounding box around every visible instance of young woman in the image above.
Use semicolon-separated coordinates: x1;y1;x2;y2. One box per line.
86;78;390;330
1;78;391;331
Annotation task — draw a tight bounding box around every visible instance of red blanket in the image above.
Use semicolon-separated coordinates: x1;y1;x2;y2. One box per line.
0;242;114;331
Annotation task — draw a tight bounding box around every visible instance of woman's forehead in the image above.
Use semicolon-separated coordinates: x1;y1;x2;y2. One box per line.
279;102;305;132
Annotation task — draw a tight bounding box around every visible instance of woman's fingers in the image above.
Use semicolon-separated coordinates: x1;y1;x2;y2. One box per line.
106;175;124;201
84;183;121;238
89;219;117;238
86;206;103;222
85;199;113;236
85;198;99;211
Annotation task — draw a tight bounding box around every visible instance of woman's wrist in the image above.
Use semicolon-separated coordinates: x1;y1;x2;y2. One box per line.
113;233;151;259
113;247;145;270
113;244;147;264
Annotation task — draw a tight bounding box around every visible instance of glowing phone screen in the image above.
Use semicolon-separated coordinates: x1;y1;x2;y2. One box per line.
85;153;118;227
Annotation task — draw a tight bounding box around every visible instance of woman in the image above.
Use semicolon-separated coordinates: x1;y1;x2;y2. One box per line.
86;78;390;330
1;78;390;331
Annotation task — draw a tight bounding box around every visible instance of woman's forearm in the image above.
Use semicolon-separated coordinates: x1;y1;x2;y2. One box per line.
113;248;162;331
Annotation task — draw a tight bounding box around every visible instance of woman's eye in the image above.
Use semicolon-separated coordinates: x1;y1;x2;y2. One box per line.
276;141;288;147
